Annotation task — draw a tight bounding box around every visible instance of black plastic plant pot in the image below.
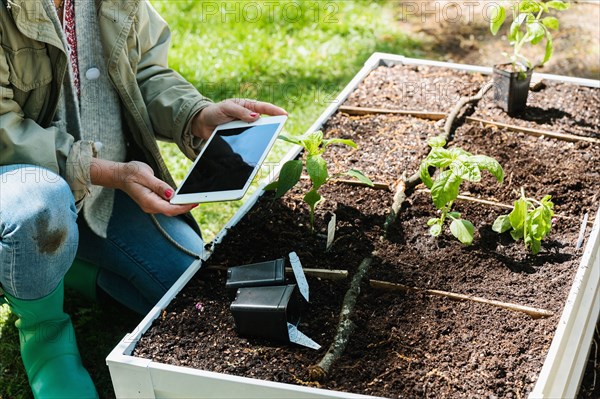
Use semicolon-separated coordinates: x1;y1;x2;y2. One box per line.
493;64;533;115
230;284;302;342
226;258;286;299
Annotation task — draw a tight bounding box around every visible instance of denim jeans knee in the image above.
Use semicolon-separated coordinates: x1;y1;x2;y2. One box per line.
0;165;78;299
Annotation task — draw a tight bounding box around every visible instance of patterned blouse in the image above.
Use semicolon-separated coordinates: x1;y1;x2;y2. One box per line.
62;0;80;96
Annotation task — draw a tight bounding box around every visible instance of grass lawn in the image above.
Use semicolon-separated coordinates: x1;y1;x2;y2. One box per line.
155;0;421;240
0;1;420;398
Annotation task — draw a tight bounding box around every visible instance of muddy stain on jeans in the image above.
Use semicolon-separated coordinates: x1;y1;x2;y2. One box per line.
35;213;67;254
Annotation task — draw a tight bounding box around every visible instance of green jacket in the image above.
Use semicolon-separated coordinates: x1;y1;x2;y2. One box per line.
0;0;212;200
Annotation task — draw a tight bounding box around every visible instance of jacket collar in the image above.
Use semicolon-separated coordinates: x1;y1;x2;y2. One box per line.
99;0;141;24
97;0;140;68
6;0;141;50
7;0;64;50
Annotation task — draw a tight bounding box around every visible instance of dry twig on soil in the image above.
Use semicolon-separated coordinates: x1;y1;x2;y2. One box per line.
369;279;554;319
308;257;373;381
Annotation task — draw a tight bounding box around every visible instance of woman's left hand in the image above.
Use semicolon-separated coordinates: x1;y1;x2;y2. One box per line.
191;99;287;140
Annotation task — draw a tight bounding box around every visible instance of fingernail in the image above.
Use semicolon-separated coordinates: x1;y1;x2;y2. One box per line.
250;112;259;118
165;189;174;199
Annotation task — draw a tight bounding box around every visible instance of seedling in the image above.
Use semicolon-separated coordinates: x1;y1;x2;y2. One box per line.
265;130;373;230
490;0;570;71
492;189;554;254
420;136;504;245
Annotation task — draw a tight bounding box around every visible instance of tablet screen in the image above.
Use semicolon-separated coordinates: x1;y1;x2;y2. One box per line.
177;123;280;195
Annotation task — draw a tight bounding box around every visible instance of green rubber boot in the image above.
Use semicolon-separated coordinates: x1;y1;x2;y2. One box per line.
3;280;98;399
65;259;100;302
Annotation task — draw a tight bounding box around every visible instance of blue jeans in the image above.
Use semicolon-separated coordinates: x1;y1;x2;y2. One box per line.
0;165;203;314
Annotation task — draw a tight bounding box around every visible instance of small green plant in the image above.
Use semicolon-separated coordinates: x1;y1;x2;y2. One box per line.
492;189;554;254
490;0;570;71
265;130;373;229
420;136;504;245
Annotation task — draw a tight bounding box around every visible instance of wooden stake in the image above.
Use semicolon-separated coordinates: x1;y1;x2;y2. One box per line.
204;264;348;280
369;279;554;319
465;116;600;144
338;105;446;120
336;107;600;145
333;178;390;190
299;175;389;190
284;267;348;280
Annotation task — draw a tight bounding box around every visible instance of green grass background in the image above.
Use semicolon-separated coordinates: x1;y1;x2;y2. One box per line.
0;1;419;397
156;0;420;240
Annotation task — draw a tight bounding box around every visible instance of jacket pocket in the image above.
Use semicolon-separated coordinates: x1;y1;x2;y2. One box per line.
3;46;53;92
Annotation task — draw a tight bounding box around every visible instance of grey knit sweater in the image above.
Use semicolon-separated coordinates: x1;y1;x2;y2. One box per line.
49;0;126;238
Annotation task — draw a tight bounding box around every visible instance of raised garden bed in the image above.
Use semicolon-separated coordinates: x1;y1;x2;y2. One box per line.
107;54;600;399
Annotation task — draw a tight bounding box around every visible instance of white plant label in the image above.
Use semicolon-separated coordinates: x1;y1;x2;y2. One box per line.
289;251;309;302
326;213;337;251
287;323;321;350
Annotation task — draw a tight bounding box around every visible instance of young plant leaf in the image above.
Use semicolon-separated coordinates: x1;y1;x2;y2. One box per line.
519;0;540;13
494;192;554;254
509;197;528;230
542;16;559;30
322;138;357;149
344;169;374;186
450;219;475;246
448;147;472;158
543;35;553;65
541;195;552;203
306;155;328;190
546;0;569;10
529;238;541;255
430;170;461;210
450;158;481;182
419;161;434;189
427;136;447;148
490;4;506;36
274;130;372;231
301;131;324;155
274;160;303;198
509;13;528;42
421;143;503;246
529;203;553;239
429;223;442;237
304;189;322;229
304;189;322;208
427;218;439;226
492;215;512;233
469;155;505;183
511;227;525;241
426;147;454;168
528;21;546;45
278;134;301;145
263;180;278;192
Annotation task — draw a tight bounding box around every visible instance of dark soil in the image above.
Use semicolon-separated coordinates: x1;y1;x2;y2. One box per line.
345;64;600;139
344;64;487;112
324;113;438;184
134;64;600;398
475;81;600;139
451;125;599;218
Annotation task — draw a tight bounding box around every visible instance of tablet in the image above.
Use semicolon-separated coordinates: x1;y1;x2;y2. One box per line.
170;115;288;204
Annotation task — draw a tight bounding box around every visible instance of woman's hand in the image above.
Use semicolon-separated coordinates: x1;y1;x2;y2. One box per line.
191;99;287;140
90;159;197;216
